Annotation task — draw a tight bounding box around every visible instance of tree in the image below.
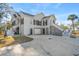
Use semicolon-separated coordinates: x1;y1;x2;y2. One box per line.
0;3;10;22
0;12;4;24
60;24;69;30
67;14;78;31
6;21;12;30
75;21;79;26
0;3;13;34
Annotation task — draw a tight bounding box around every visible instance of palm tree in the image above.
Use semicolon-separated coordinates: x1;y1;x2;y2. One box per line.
67;14;78;31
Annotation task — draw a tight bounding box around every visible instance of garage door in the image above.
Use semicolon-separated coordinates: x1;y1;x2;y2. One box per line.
34;29;41;34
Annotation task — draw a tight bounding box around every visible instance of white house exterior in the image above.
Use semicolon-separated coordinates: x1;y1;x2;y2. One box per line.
11;11;63;36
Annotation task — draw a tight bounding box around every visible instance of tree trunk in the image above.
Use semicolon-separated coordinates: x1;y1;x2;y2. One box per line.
72;20;75;31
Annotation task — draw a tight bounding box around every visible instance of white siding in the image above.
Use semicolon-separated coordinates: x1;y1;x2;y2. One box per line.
20;24;24;35
23;15;33;36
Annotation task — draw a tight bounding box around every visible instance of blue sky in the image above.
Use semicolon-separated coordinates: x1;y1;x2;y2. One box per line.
10;3;79;25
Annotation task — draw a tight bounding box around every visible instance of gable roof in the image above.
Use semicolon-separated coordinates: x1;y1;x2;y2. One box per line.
42;15;55;19
20;11;34;16
42;16;51;19
33;13;45;20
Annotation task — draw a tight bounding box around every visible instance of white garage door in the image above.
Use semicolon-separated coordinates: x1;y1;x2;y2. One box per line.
34;29;41;34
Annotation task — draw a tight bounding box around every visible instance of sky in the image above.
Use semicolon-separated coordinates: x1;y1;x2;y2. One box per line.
10;3;79;25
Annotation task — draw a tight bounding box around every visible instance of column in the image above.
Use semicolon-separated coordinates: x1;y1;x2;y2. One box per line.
32;28;34;35
45;28;46;35
48;28;50;35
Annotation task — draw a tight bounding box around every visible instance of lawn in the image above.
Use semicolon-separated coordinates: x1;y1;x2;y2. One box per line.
13;35;33;43
0;35;33;48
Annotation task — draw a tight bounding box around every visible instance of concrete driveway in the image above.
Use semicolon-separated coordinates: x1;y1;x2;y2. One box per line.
0;35;79;56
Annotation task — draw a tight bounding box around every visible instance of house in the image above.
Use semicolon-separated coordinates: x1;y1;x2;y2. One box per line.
11;11;63;36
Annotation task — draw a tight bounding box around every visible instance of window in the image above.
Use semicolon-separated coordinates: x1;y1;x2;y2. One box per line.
13;14;17;18
33;20;42;25
37;21;39;25
43;20;47;26
39;21;42;25
46;20;47;25
21;18;24;24
53;20;55;24
12;21;16;26
33;20;35;25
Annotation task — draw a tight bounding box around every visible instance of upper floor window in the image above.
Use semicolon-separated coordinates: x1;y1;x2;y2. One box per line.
33;20;35;25
33;19;48;26
43;20;47;26
33;20;42;25
12;21;16;26
13;14;17;18
21;18;24;24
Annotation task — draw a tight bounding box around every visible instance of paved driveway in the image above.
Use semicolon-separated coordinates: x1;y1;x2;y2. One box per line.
0;35;79;56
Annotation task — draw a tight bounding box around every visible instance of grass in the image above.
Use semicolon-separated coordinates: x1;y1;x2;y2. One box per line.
13;35;33;44
0;35;33;48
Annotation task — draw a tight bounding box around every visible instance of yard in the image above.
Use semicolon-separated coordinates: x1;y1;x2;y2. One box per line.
0;35;33;48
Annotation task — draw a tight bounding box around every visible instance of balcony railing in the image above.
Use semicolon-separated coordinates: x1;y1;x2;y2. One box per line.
33;20;48;26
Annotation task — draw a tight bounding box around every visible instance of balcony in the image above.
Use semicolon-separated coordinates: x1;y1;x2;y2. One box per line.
33;20;48;26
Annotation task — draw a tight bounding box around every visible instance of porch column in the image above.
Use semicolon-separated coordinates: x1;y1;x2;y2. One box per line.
48;28;50;35
46;28;48;35
42;20;43;26
45;28;46;35
32;28;34;35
